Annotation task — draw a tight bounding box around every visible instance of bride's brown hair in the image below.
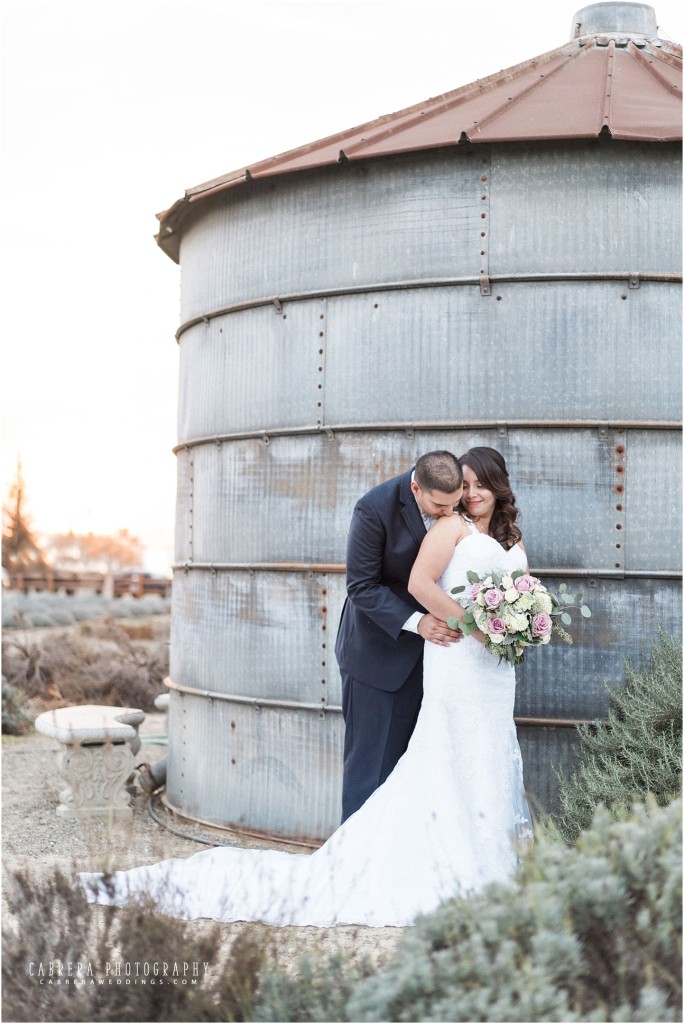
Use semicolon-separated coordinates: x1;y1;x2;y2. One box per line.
458;447;522;551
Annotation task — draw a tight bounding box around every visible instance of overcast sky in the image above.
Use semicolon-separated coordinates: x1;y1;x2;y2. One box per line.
2;0;682;572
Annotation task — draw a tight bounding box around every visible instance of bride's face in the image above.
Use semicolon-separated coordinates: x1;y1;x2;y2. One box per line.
461;465;496;521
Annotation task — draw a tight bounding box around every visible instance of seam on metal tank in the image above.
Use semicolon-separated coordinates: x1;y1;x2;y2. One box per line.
172;420;682;452
166;675;343;713
164;676;597;727
173;272;682;340
169;563;682;579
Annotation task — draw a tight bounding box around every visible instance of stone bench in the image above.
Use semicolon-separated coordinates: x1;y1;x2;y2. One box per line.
35;705;145;819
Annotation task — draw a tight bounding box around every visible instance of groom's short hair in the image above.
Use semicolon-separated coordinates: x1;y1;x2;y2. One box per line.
414;451;462;493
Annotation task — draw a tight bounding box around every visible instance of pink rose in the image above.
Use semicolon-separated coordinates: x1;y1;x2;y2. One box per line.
514;575;534;593
532;613;552;636
488;617;507;634
484;587;504;609
470;583;482;600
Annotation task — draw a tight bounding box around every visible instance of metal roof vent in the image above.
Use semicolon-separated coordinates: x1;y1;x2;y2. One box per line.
572;2;658;38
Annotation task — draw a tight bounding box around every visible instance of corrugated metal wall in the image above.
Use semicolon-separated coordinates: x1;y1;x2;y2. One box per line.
168;142;681;841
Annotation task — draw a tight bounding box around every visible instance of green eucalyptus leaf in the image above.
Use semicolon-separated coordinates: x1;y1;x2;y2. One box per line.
451;585;466;595
581;605;592;618
466;571;480;584
559;583;567;593
511;569;524;580
574;592;584;603
561;612;572;625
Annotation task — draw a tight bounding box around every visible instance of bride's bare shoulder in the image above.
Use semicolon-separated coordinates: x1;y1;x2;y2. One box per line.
431;513;470;542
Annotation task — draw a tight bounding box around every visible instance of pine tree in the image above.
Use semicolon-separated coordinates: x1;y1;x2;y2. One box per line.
553;630;682;843
1;460;47;572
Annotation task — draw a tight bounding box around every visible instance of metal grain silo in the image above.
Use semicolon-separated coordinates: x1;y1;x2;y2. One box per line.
157;2;682;842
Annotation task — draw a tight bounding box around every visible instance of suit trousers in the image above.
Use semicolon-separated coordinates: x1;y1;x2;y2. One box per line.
340;659;424;823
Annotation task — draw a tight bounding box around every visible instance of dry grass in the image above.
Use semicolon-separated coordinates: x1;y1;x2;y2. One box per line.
2;617;169;714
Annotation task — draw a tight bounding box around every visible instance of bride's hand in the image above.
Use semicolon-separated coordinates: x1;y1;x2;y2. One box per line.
418;613;463;647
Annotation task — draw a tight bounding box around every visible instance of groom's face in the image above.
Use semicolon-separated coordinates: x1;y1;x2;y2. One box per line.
412;482;463;519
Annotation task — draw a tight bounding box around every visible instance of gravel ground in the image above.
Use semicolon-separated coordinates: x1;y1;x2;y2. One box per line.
2;710;403;980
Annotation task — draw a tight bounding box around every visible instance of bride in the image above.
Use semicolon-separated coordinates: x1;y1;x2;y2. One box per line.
79;447;533;927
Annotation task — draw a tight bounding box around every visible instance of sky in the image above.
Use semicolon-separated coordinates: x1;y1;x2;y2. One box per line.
2;0;682;573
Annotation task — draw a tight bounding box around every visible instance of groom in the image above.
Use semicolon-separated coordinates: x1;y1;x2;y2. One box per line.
335;450;464;821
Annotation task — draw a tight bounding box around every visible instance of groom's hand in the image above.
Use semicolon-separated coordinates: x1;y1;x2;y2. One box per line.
418;614;463;647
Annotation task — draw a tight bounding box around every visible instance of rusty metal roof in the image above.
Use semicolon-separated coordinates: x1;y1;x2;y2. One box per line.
157;25;682;262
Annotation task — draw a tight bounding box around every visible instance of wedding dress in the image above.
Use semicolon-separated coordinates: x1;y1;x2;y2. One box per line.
79;525;532;927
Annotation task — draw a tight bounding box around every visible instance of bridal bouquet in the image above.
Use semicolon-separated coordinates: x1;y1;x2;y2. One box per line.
448;569;591;666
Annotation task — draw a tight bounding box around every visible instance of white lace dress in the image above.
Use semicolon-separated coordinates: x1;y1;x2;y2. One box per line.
79;529;533;927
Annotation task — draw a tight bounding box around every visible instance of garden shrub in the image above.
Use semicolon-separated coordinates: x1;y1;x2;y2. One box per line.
343;798;681;1023
2;619;169;712
2;592;171;629
554;631;682;843
1;677;33;735
255;948;375;1022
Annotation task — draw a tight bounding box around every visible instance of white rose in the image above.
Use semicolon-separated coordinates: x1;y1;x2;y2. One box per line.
502;575;514;590
504;588;518;603
535;592;553;613
540;634;551;644
505;613;528;632
483;577;493;588
477;593;487;607
488;633;505;644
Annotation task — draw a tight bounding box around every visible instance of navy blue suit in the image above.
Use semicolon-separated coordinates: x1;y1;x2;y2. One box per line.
334;468;428;820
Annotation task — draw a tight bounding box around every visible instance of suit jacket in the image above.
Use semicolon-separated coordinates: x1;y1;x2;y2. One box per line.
334;468;428;691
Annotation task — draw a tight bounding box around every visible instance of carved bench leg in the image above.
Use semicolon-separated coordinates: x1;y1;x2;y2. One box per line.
56;743;135;819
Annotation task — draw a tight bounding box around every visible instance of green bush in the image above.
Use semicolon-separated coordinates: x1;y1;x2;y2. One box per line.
255;949;375;1022
554;631;682;843
343;798;681;1023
